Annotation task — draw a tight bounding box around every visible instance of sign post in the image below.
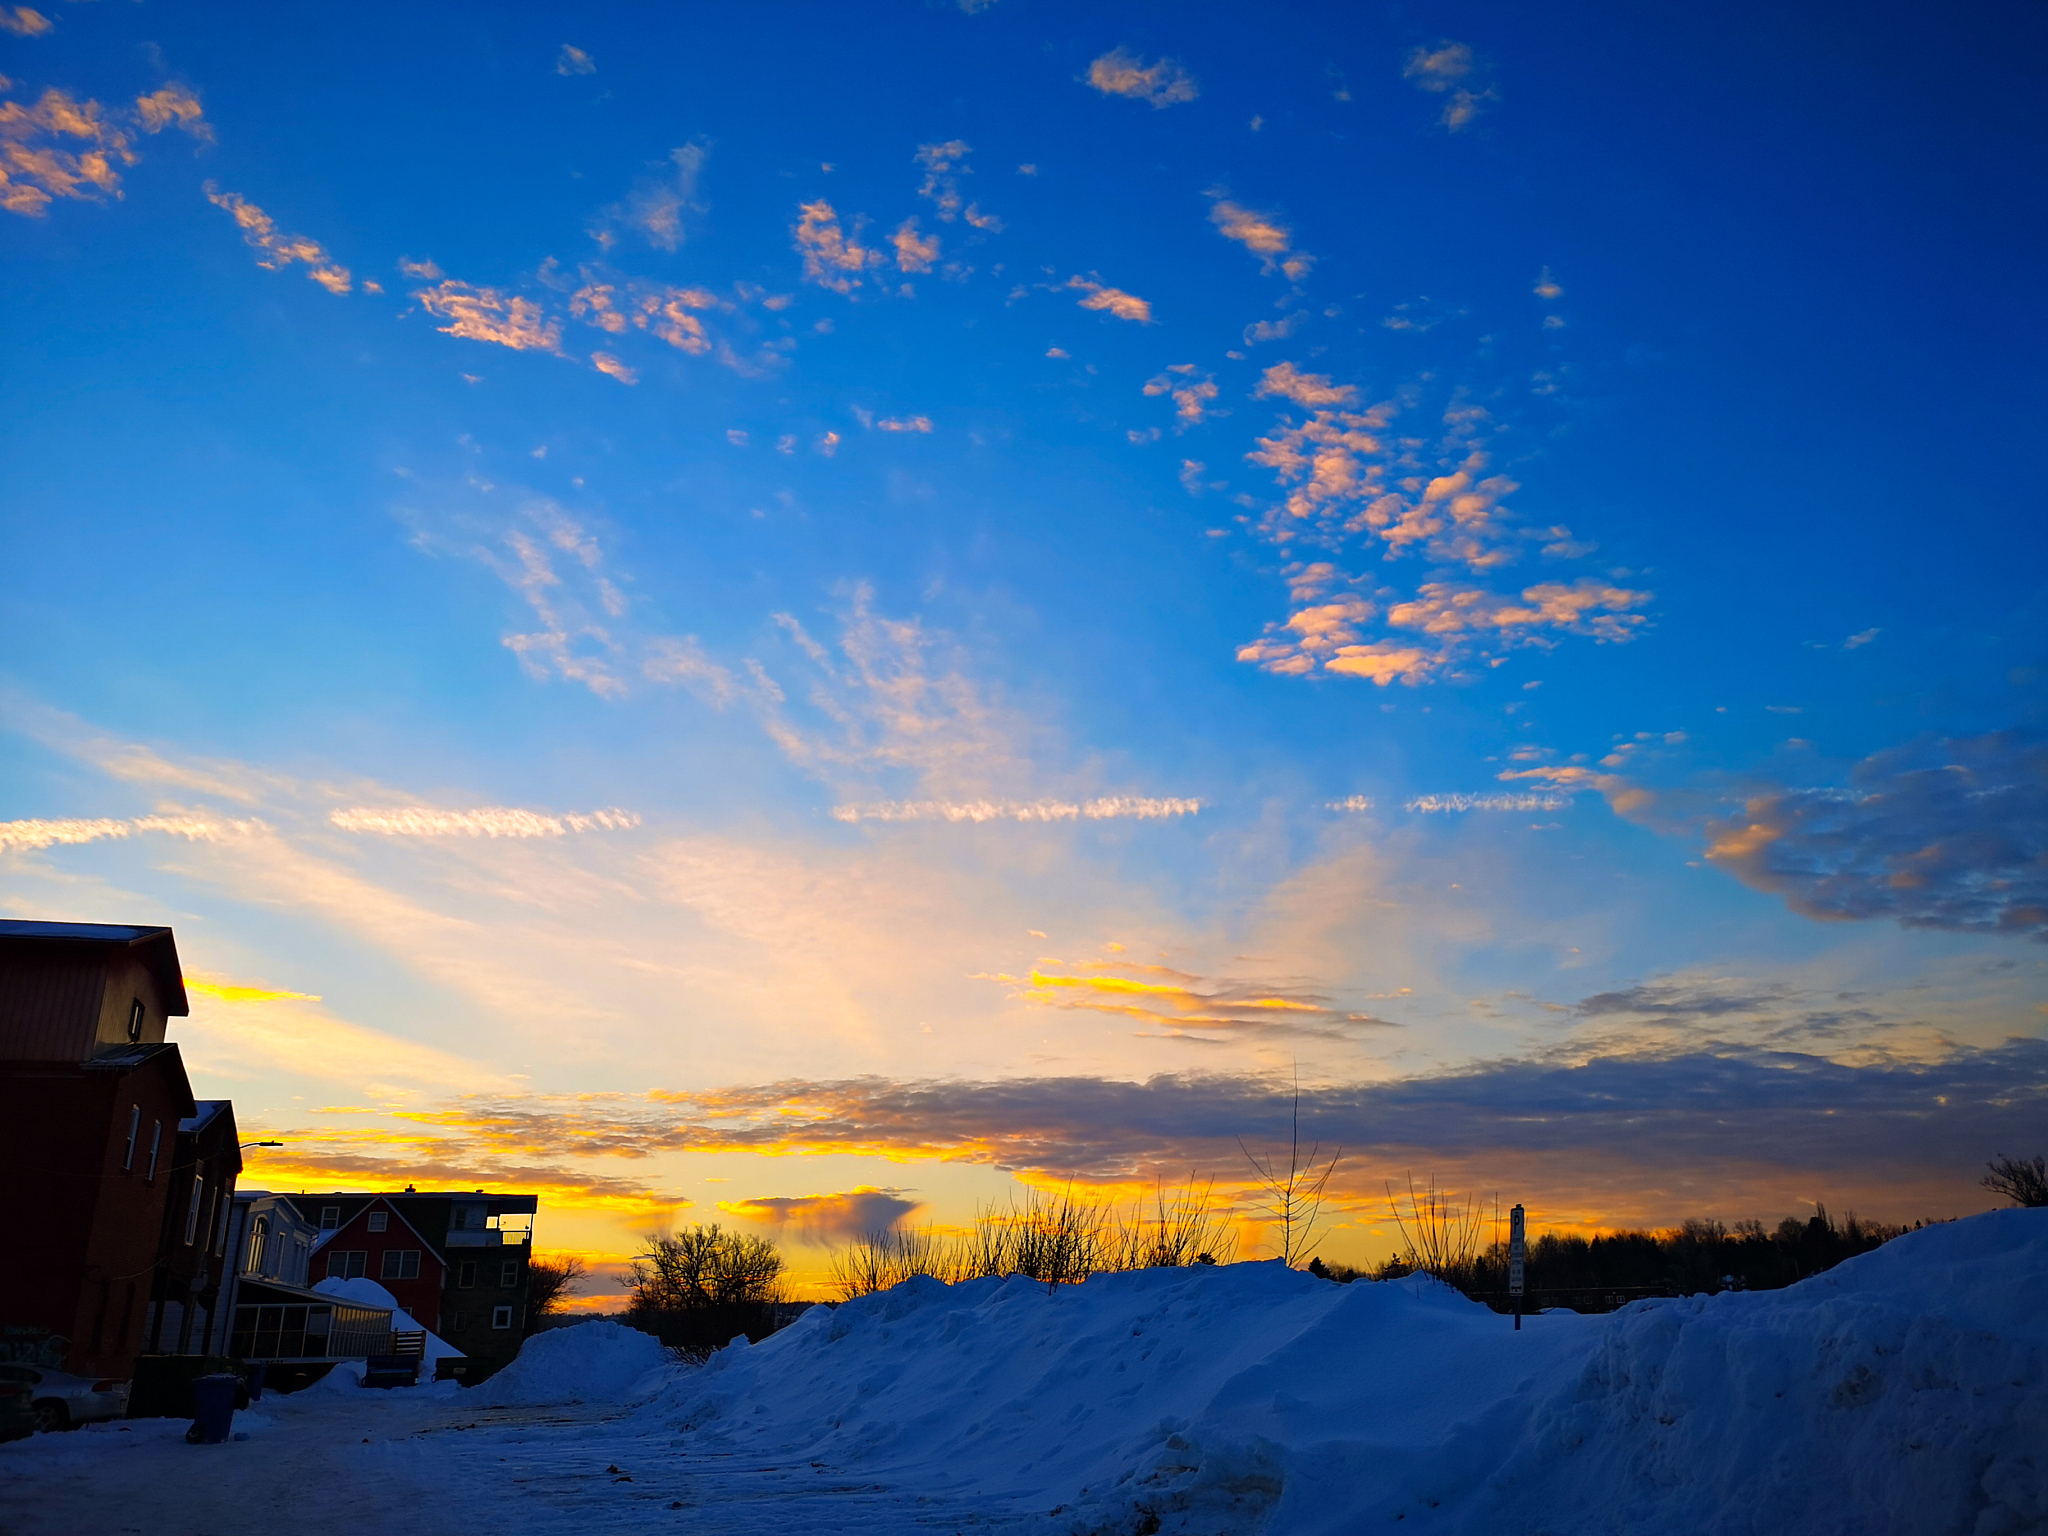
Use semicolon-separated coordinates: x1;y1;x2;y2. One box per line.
1508;1203;1526;1332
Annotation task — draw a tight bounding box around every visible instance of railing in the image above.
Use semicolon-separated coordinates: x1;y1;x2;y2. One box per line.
389;1330;425;1359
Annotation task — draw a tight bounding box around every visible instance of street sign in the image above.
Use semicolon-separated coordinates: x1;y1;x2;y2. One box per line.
1509;1204;1526;1331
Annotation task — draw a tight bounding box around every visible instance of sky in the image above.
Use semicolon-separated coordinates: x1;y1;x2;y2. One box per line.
3;0;2045;1304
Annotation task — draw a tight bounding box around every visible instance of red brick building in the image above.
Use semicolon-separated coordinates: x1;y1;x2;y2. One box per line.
0;921;235;1379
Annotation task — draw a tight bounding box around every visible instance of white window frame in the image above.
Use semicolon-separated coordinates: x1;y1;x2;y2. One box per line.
126;998;144;1042
380;1249;420;1282
320;1206;339;1230
491;1306;513;1330
145;1121;162;1181
184;1175;205;1245
367;1210;389;1233
500;1259;519;1289
122;1106;139;1171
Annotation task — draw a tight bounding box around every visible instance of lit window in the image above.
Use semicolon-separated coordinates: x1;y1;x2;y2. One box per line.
122;1106;139;1171
367;1211;388;1233
184;1176;205;1245
491;1306;512;1329
320;1206;339;1230
500;1260;519;1289
126;998;144;1042
248;1216;269;1274
145;1121;162;1181
380;1249;421;1281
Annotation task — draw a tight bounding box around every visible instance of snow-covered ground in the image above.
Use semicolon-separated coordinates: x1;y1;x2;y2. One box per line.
2;1209;2041;1536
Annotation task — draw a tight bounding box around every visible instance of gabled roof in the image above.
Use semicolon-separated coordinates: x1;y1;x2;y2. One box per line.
0;919;189;1015
307;1193;447;1265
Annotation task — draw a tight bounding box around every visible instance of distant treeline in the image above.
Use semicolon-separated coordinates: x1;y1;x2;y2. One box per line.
1322;1207;1929;1310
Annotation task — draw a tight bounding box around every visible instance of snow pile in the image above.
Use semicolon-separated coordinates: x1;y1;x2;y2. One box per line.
657;1209;2048;1535
473;1321;676;1407
313;1276;463;1374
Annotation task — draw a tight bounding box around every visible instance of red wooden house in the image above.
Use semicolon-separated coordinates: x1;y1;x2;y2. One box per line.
311;1196;447;1329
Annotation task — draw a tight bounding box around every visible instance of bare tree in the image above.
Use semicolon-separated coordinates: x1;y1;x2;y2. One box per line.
1982;1153;2048;1208
523;1255;588;1332
1239;1077;1342;1267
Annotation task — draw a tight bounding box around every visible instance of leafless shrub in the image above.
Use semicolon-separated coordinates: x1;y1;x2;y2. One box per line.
1983;1152;2048;1208
828;1226;950;1300
1106;1177;1240;1271
1386;1173;1486;1281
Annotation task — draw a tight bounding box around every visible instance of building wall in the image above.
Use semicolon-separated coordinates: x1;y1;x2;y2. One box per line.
92;950;173;1053
0;1049;193;1378
0;942;107;1061
314;1201;448;1329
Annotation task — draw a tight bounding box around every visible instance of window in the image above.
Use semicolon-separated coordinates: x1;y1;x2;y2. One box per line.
184;1176;205;1245
500;1260;520;1289
145;1121;162;1181
320;1206;339;1230
367;1211;388;1233
122;1106;139;1171
248;1216;270;1274
380;1249;421;1281
126;998;144;1042
214;1192;230;1255
451;1311;466;1333
325;1251;367;1280
456;1261;476;1289
491;1306;512;1330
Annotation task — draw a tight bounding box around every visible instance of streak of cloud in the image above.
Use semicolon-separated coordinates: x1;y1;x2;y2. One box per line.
204;183;353;293
830;796;1200;824
328;806;640;838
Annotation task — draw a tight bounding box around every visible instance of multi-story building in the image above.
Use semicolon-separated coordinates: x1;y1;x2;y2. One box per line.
0;920;233;1381
285;1188;538;1379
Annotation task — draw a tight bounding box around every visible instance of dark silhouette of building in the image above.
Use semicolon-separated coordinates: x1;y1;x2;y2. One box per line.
0;920;240;1380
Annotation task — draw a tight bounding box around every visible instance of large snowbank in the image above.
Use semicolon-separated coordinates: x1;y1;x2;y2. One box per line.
472;1320;676;1407
657;1209;2048;1535
313;1276;463;1374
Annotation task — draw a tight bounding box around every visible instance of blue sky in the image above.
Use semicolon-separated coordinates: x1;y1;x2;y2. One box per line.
3;0;2044;1297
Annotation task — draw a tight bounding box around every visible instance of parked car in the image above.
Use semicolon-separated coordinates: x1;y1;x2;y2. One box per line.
0;1374;33;1442
0;1365;129;1432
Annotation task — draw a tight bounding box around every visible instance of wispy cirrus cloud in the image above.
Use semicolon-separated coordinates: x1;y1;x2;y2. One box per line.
914;139;1000;231
591;142;706;253
0;812;264;854
412;278;563;352
830;796;1200;825
204;183;353;293
1405;792;1569;813
328;806;640;838
1086;47;1198;108
986;960;1394;1043
1402;40;1495;131
1068;274;1153;323
555;44;596;76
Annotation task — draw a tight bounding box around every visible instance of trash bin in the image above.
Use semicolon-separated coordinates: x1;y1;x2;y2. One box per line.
186;1373;239;1445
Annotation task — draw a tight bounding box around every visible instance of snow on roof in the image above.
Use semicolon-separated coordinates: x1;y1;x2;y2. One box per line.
180;1099;231;1133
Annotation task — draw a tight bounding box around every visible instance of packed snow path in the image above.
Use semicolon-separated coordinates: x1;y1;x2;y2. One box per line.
3;1209;2042;1536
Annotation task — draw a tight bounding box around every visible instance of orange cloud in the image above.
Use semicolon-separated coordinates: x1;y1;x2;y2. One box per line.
794;199;879;293
1144;366;1219;427
204;183;352;293
1209;196;1314;282
592;351;638;384
633;284;720;355
892;217;940;273
1255;361;1357;408
1068;275;1153;323
0;7;50;37
413;279;562;351
1403;41;1494;131
1086;47;1197;108
184;974;321;1004
0;87;134;216
134;83;212;143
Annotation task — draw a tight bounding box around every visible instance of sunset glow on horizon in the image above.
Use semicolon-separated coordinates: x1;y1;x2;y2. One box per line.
3;0;2043;1306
